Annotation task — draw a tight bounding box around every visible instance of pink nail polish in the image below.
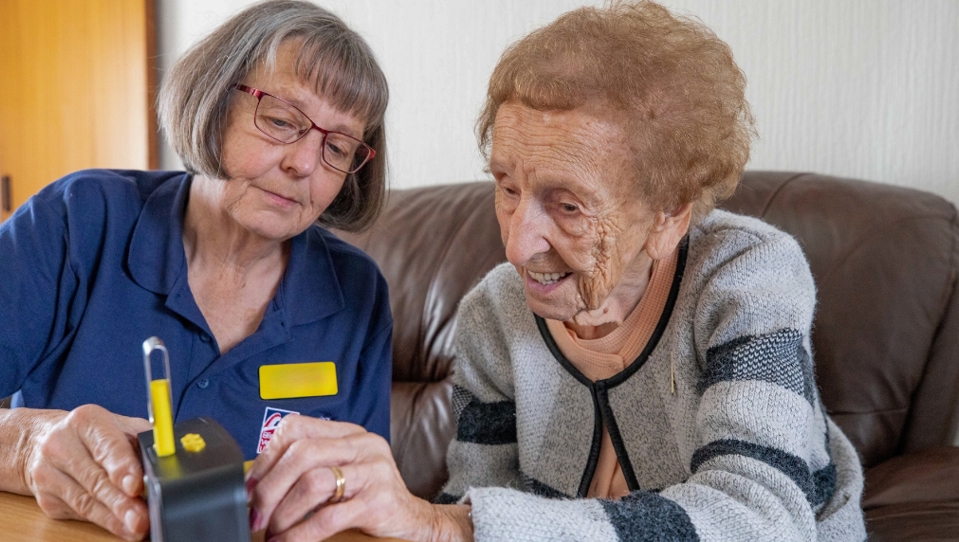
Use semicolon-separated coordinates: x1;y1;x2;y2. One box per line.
246;476;258;499
249;507;262;531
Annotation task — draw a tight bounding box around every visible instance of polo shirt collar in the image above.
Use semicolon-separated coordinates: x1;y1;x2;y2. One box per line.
128;173;189;294
127;174;344;325
278;225;345;325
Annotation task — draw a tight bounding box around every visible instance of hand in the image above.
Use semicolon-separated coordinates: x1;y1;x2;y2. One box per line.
20;405;152;541
247;415;472;542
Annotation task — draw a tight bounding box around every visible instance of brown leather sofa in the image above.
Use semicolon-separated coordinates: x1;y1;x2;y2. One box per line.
340;171;959;541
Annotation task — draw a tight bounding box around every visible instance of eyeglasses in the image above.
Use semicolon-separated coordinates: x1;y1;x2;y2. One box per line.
232;84;375;175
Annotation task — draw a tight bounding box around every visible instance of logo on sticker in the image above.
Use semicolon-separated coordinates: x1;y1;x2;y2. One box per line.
257;407;299;454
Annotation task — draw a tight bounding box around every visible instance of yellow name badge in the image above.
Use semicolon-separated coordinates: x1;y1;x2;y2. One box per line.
259;362;338;400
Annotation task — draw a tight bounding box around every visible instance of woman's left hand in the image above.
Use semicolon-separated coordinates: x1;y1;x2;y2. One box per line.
247;415;470;542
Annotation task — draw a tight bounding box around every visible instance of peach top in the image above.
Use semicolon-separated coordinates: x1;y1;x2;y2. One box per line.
545;249;678;499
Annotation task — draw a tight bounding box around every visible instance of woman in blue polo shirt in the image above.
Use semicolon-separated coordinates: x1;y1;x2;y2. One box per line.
0;1;391;540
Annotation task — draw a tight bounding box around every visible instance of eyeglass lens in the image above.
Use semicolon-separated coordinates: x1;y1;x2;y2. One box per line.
254;93;370;174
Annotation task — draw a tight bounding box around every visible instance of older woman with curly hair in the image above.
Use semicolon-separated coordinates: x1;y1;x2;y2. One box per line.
248;2;866;540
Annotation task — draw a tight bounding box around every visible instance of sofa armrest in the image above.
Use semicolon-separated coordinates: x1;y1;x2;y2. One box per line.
863;445;959;509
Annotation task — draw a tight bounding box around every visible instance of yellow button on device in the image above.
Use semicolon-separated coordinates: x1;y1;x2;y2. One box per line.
259;362;338;400
180;433;206;453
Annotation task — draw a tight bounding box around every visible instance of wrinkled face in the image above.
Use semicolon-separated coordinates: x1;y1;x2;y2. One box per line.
490;102;658;322
215;40;367;241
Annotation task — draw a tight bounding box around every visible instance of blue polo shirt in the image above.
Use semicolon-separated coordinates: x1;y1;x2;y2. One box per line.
0;169;392;458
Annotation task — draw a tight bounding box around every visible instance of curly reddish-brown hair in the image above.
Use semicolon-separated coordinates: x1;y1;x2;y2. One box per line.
478;0;755;220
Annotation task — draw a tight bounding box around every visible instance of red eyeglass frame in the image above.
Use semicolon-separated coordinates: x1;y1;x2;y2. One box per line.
232;83;375;174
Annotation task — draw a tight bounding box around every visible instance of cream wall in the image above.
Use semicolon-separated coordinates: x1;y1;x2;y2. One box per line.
157;1;959;204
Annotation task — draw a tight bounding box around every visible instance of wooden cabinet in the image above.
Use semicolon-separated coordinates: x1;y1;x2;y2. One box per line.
0;0;157;222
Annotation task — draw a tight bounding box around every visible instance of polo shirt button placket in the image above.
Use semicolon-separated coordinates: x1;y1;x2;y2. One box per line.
197;378;210;389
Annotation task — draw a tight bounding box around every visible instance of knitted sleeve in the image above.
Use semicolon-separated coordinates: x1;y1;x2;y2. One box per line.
662;224;865;541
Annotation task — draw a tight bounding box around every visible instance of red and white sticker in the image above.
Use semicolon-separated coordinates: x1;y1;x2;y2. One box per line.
257;407;299;454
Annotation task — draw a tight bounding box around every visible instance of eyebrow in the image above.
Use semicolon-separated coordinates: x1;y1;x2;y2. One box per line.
490;159;601;206
281;87;365;139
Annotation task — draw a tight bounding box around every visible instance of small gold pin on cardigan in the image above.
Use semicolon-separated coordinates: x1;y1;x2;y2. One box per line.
670;354;676;394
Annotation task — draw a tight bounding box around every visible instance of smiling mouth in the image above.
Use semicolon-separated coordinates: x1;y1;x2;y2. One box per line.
527;270;572;285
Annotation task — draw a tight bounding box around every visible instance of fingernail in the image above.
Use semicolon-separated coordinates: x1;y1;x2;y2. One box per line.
122;474;138;497
249;507;263;532
245;476;258;499
124;509;139;534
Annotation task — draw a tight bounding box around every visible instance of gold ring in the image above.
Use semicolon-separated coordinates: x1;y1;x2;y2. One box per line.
328;465;346;504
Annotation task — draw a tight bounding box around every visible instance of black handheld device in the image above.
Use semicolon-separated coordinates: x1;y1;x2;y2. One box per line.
139;337;250;542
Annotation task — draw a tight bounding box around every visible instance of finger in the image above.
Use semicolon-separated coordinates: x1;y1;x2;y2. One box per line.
270;495;368;542
37;466;147;540
252;437;352;528
267;465;342;534
114;415;152;497
32;471;83;521
116;415;153;439
248;416;364;482
73;408;145;499
65;454;148;538
253;431;397;534
32;413;134;522
62;481;147;541
262;436;418;542
265;451;399;538
49;406;144;527
255;430;393;512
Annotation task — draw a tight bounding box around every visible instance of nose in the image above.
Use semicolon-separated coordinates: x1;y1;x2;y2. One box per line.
280;131;325;177
503;196;552;266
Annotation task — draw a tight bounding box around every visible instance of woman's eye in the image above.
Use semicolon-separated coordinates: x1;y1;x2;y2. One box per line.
269;117;293;129
326;142;346;157
495;178;519;197
325;136;359;160
262;116;303;139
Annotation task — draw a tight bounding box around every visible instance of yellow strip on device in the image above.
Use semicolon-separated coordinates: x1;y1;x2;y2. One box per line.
150;379;175;457
143;337;176;457
259;362;338;400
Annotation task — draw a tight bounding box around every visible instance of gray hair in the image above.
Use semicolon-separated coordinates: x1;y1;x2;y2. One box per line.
158;0;389;232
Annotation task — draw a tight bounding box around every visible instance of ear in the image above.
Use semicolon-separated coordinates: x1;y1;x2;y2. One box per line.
644;202;692;260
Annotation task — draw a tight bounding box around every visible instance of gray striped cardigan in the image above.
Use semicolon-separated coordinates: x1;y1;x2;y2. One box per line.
438;210;865;541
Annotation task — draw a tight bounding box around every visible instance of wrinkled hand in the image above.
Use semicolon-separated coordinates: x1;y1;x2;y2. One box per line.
22;404;152;541
248;415;467;542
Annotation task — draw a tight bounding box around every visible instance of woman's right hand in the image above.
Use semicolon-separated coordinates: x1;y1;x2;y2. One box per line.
4;404;152;541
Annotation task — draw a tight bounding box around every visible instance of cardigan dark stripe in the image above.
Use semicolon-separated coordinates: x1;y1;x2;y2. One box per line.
691;438;835;507
456;395;518;445
601;491;699;541
699;328;816;405
520;472;568;499
812;463;838;508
